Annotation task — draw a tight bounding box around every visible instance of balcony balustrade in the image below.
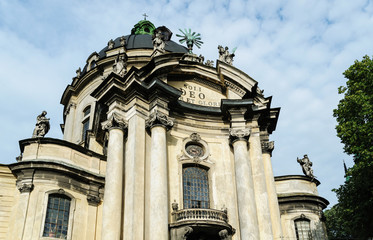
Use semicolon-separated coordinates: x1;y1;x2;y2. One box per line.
172;208;228;224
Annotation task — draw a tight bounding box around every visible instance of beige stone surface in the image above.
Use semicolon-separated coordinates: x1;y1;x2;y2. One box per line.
0;165;17;240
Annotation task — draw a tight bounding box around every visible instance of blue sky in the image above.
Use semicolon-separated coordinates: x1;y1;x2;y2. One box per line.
1;0;373;207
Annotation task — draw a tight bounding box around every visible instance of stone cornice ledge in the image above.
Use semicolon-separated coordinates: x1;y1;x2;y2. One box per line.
19;137;106;161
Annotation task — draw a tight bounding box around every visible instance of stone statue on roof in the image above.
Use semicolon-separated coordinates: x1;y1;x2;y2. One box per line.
113;53;127;77
297;154;314;179
32;111;50;138
107;39;115;49
152;30;165;52
218;45;236;65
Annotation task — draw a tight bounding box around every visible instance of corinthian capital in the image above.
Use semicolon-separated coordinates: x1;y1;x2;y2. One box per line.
229;128;250;144
145;110;173;130
261;141;274;155
101;113;128;131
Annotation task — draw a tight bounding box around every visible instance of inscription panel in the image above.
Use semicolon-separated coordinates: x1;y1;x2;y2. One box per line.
169;81;225;107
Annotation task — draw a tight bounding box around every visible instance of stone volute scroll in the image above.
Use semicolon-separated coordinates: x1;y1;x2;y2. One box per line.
145;109;174;130
297;154;315;179
101;112;128;131
32;111;50;138
177;133;212;164
229;128;250;144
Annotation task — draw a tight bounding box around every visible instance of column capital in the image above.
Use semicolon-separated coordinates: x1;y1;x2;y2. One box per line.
145;110;173;130
261;140;274;155
102;112;128;131
229;128;250;144
17;182;34;193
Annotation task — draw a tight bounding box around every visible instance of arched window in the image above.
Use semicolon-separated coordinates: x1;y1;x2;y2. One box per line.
183;166;209;209
294;218;312;240
42;193;71;238
82;106;91;143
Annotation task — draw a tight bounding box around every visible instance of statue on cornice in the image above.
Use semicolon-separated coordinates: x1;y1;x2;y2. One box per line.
107;39;115;50
113;54;127;77
120;36;126;46
152;30;165;52
218;45;236;65
32;111;50;138
297;154;314;179
76;67;81;78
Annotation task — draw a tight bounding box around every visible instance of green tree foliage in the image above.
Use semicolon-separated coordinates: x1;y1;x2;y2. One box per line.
329;55;373;239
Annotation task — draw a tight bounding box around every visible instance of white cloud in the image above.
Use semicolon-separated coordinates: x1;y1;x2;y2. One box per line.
0;0;372;206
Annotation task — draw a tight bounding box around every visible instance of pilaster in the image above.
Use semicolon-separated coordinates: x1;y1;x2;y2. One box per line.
123;104;147;240
249;127;274;239
262;139;283;239
63;103;76;142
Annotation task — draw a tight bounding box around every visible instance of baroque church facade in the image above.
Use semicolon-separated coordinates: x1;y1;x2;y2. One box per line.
0;20;329;240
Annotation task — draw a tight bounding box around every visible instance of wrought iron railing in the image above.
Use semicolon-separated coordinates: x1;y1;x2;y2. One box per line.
172;208;228;223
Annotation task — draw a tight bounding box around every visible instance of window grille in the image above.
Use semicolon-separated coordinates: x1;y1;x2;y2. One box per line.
183;166;209;209
43;194;71;239
295;219;312;240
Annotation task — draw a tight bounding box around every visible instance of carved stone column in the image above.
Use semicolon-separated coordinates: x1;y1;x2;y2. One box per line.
248;127;273;239
229;128;260;240
63;103;76;142
145;110;173;240
262;140;283;239
101;113;127;240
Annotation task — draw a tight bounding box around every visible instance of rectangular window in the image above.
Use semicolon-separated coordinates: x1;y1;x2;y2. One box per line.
43;194;71;239
183;166;209;209
82;119;90;142
295;219;312;240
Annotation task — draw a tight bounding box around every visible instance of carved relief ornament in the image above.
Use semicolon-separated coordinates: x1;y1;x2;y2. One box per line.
261;141;274;155
145;110;173;130
229;128;250;143
101;113;128;131
17;182;34;193
177;133;212;164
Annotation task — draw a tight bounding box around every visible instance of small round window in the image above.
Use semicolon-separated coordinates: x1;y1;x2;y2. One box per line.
185;143;204;158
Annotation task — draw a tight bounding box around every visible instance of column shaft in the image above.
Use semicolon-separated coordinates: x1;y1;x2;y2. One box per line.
249;129;273;239
147;125;168;240
233;139;260;240
101;128;124;240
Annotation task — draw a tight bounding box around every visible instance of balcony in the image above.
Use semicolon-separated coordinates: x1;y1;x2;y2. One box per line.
172;208;228;224
170;207;235;240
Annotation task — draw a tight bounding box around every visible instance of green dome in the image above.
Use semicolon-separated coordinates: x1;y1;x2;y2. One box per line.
131;20;155;35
